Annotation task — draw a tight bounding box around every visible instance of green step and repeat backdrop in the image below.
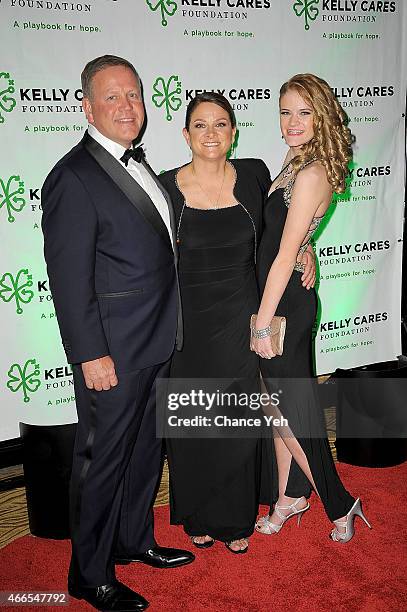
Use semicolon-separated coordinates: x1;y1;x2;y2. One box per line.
0;0;406;440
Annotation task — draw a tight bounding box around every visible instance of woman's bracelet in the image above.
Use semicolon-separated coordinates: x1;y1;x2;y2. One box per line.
251;324;272;339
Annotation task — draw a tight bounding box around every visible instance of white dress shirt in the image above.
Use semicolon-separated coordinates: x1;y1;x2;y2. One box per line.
87;124;173;247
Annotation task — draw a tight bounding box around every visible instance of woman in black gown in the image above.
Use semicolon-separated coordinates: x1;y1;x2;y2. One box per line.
159;93;315;553
159;93;269;553
253;74;371;543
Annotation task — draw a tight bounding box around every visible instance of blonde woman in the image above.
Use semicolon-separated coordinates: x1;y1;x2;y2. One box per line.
253;74;371;543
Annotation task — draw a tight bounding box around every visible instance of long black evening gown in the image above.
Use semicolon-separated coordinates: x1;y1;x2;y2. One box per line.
257;170;355;522
159;159;270;541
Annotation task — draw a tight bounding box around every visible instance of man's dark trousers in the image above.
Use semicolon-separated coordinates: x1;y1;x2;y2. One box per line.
69;360;170;587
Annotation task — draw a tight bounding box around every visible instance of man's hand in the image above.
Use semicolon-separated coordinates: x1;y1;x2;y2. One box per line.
81;356;118;391
301;247;316;290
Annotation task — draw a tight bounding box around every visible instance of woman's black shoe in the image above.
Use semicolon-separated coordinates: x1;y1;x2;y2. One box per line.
224;540;248;554
190;536;215;549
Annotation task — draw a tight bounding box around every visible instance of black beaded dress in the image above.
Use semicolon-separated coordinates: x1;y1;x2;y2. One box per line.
159;159;270;541
257;162;355;521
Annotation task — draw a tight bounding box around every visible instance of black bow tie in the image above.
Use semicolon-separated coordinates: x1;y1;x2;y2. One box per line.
120;146;145;166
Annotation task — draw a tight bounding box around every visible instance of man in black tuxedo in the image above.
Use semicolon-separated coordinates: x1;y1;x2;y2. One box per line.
42;55;193;612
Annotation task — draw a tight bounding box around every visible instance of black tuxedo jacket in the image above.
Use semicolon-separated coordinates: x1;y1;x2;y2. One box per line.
42;132;181;372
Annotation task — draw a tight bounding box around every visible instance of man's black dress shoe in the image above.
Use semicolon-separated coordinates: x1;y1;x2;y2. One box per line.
114;546;195;569
68;580;149;611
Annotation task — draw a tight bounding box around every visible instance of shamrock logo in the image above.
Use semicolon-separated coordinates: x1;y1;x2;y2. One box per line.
0;72;17;124
293;0;320;30
7;359;41;403
0;268;34;314
146;0;177;26
0;175;26;222
152;75;182;121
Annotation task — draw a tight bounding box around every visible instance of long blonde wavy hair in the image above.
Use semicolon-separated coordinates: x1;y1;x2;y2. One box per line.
280;74;353;193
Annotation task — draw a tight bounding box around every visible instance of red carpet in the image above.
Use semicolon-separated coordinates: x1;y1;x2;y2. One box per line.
1;463;407;612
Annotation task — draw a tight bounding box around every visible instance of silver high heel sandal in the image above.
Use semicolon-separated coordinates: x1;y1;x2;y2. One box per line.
255;497;310;535
255;495;308;528
330;498;372;543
